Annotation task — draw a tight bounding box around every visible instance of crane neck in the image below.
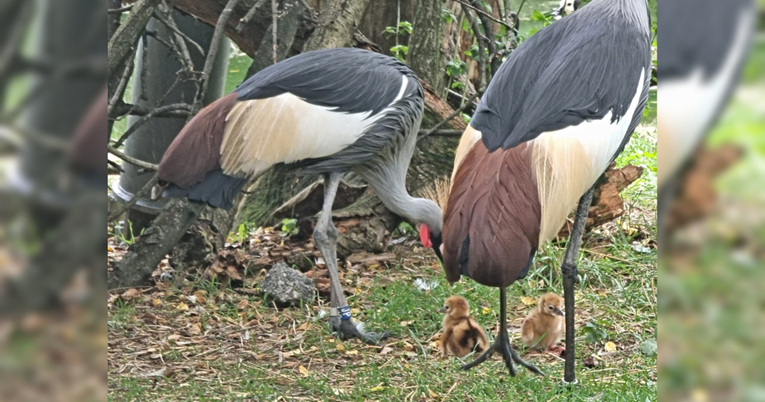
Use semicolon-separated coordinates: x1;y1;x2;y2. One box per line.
373;181;443;235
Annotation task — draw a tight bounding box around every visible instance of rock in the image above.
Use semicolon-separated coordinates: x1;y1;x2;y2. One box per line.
260;262;315;307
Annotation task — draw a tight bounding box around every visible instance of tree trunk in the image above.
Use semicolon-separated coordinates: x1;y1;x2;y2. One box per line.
409;0;448;93
303;0;372;51
246;0;306;79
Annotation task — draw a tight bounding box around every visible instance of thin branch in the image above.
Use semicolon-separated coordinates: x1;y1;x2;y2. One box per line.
189;0;242;118
461;6;487;91
454;0;514;30
111;102;191;119
108;173;159;222
236;0;269;33
112;104;194;147
272;0;278;64
108;46;136;117
417;92;481;140
108;145;159;171
469;0;500;76
0;124;68;151
154;3;205;57
108;5;134;14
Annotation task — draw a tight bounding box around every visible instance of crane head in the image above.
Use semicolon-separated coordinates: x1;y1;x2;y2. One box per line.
420;223;444;265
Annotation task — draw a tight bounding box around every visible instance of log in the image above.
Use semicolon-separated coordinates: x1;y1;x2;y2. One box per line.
557;163;645;239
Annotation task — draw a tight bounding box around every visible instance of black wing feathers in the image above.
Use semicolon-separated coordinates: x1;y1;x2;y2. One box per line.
235;48;415;116
472;6;652;152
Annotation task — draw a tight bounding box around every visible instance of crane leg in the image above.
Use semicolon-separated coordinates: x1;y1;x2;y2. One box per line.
461;287;544;376
561;186;595;385
314;172;390;345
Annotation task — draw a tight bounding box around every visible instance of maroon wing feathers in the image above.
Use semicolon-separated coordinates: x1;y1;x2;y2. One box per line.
443;141;541;288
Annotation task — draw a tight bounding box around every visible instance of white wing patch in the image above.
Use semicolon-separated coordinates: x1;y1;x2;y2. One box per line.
532;68;646;243
220;76;410;178
658;9;753;189
220;93;383;177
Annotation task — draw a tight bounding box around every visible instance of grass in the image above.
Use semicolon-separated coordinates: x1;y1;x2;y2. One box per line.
107;141;658;401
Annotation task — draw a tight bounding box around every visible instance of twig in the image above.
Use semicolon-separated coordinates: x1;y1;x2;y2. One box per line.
190;0;241;119
469;0;500;76
108;145;159;171
417;92;480;140
112;104;194;147
108;173;159;222
108;45;137;117
108;5;134;14
154;3;205;57
461;6;487;91
111;102;191;119
272;0;278;64
0;124;68;151
455;0;514;30
236;0;269;33
517;0;527;16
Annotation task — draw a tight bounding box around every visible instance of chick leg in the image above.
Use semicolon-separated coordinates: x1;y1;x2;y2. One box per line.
314;173;390;345
461;287;544;376
561;187;595;384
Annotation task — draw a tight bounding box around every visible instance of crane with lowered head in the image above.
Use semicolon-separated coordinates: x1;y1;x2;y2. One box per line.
153;48;444;345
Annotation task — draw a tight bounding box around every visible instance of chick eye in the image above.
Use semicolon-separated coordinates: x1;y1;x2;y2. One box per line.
549;306;554;310
444;306;449;310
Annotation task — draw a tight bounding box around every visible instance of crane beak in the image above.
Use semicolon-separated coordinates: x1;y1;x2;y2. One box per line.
431;233;444;265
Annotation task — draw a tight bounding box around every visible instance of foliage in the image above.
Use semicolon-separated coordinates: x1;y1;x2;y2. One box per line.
114;220;144;245
582;320;609;343
382;21;412;62
229;223;250;243
280;218;299;237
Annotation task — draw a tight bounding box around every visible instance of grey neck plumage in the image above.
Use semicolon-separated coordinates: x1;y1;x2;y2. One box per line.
592;0;650;35
374;184;443;234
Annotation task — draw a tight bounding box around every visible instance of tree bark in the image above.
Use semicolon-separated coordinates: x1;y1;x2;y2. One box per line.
245;0;306;79
107;0;162;78
303;0;372;51
409;0;447;92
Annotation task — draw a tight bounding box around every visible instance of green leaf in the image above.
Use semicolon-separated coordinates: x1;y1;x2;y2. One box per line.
482;1;492;13
531;10;548;21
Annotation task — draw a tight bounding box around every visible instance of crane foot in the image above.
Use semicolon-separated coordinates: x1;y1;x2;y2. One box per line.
329;316;391;345
460;326;544;376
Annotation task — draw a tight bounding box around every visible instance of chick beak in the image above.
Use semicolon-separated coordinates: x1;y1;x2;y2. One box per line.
438;307;448;314
553;307;564;316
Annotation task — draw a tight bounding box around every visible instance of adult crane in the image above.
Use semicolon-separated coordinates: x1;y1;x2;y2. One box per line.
443;0;652;382
154;48;444;344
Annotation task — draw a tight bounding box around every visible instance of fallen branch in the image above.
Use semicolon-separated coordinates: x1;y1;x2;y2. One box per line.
111;102;191;119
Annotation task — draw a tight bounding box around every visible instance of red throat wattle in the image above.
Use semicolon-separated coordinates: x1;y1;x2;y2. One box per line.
420;224;432;248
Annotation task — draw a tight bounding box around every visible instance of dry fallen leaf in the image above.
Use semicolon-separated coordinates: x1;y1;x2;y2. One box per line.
298;365;309;376
122;288;140;300
379;346;394;355
177;302;189;311
370;385;386;392
345;350;358;355
428;387;438;397
521;296;536;306
604;342;617;353
481;306;491;315
237;299;249;310
335;343;345;351
152;299;163;307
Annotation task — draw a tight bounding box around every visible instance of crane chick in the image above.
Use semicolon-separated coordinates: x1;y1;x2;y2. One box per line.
521;293;565;351
439;296;488;358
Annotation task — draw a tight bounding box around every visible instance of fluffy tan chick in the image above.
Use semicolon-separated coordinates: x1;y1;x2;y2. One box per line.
521;293;565;351
439;296;489;358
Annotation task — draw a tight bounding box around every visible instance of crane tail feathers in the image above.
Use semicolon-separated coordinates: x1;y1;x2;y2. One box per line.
162;169;247;210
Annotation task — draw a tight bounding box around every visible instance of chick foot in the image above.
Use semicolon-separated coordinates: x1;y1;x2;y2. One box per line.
329;316;390;345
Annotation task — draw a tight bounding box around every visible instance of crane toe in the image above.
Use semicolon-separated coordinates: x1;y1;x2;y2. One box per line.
329;316;391;346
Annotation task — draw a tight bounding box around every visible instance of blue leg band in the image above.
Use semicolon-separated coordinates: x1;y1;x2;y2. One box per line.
338;305;352;321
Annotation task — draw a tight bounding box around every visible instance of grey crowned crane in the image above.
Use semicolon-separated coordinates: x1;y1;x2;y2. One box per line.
443;0;652;381
658;0;755;232
154;48;444;345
